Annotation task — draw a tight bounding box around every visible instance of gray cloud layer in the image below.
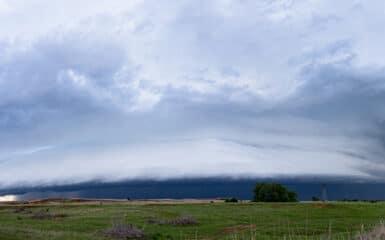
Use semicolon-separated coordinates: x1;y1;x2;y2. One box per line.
1;0;385;188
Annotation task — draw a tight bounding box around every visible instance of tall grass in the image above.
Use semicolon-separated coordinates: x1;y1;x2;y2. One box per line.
223;220;385;240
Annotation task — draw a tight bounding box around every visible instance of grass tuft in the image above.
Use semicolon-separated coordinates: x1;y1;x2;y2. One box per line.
147;215;198;226
103;222;145;239
13;207;32;214
30;210;68;219
353;223;385;240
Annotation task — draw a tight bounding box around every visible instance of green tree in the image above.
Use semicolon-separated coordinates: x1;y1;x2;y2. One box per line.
253;183;297;202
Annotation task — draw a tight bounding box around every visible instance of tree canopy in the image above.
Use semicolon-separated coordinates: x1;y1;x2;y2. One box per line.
253;183;297;202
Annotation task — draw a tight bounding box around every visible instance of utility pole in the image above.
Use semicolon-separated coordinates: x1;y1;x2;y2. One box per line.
322;184;328;202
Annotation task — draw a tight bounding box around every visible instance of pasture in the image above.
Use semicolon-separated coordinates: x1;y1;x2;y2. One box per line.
0;200;384;239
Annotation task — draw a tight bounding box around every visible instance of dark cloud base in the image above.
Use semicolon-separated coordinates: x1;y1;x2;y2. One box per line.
3;177;385;201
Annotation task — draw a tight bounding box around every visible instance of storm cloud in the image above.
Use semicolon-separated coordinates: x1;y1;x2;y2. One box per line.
1;0;385;188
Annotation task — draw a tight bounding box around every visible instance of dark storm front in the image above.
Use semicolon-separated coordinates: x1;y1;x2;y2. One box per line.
3;179;385;201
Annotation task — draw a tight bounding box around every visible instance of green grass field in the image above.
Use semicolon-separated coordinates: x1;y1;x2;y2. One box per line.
0;201;384;240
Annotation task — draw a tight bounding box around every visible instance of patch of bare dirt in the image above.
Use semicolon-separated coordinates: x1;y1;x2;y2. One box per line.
222;224;257;233
313;203;331;208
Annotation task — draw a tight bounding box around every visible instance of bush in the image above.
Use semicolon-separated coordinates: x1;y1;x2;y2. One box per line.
30;211;68;220
253;183;297;202
224;198;238;203
103;223;145;239
170;215;198;226
147;215;198;226
13;207;32;214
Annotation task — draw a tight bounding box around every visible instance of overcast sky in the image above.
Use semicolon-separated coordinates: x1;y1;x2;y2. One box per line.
1;0;385;188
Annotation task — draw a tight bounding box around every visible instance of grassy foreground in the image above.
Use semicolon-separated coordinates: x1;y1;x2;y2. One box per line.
0;201;385;239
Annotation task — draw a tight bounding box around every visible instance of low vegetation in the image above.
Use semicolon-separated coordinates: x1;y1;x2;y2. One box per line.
353;223;385;240
253;182;297;202
102;222;145;239
224;198;238;203
1;201;385;239
147;215;198;226
30;210;68;220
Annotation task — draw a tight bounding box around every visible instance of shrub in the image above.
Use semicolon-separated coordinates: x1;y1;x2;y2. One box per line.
253;183;297;202
13;207;32;214
103;223;145;239
170;215;198;226
30;211;68;220
147;215;198;226
224;198;238;203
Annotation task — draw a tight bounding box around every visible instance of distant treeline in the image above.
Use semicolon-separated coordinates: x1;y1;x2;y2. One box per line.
338;199;384;203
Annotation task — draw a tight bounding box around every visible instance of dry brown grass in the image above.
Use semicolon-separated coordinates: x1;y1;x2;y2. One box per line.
222;224;257;234
102;222;145;239
147;215;198;226
353;224;385;240
30;210;68;219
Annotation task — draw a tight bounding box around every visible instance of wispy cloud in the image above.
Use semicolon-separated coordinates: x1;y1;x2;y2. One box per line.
0;145;54;165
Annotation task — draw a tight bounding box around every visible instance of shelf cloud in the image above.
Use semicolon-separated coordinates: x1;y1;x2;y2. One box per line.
1;0;385;188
